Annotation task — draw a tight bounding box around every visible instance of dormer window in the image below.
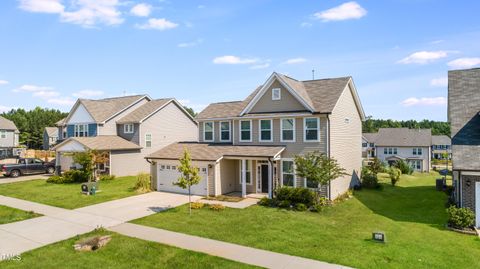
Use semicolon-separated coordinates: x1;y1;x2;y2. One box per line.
124;124;134;134
272;88;281;100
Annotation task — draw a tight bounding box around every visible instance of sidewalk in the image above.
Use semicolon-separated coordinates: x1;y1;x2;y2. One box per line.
110;223;352;269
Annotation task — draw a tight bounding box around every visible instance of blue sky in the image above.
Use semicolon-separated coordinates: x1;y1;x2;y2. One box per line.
0;0;479;121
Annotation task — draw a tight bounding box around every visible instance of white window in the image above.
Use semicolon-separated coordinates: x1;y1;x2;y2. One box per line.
240;120;252;142
74;124;88;137
413;148;422;155
304;117;320;142
259;119;272;142
124;124;134;134
305;177;317;189
203;122;214;142
272;88;281;100
145;133;152;148
393;148;397;154
0;130;5;139
384;148;388;154
410;160;421;170
239;160;252;185
220;121;231;142
281;118;295;142
281;160;295;187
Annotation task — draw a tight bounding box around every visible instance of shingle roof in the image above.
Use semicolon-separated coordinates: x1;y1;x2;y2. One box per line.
79;95;147;123
44;127;58;137
362;133;378;143
432;135;451;145
448;68;480;170
147;142;285;161
195;73;354;120
56;117;67;126
0;116;18;131
54;136;142;151
117;99;172;124
374;128;432;147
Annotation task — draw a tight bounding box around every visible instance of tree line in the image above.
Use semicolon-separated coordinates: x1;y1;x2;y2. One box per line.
362;117;450;136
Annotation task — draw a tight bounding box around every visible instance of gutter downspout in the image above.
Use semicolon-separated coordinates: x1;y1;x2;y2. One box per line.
326;114;331;200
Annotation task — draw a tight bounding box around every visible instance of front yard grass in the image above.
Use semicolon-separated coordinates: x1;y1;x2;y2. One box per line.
132;171;480;269
0;230;257;269
0;176;140;209
0;205;41;224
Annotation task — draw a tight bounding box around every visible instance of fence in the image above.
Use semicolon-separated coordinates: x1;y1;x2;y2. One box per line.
22;149;56;161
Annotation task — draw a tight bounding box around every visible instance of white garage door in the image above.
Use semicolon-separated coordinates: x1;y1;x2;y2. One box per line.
157;164;208;196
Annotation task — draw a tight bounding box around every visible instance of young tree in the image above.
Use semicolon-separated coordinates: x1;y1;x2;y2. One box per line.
174;148;201;215
388;167;402;186
72;150;109;182
294;151;348;190
368;157;385;175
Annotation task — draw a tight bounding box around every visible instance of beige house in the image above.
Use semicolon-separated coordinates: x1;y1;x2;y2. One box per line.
147;72;365;199
53;95;198;176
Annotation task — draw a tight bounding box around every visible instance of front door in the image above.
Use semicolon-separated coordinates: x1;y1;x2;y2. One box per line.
476;182;480;227
261;165;269;193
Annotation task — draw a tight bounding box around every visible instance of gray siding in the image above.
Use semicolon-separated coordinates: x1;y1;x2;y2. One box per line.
117;123;140;145
0;130;16;148
249;80;307;113
100;98;149;135
110;149;143;177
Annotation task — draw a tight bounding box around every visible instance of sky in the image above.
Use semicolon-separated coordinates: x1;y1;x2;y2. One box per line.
0;0;479;121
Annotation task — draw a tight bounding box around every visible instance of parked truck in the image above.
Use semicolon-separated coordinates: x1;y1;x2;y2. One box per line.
1;158;55;178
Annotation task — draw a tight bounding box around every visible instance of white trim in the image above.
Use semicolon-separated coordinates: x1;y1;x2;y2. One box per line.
203;121;214;142
74;124;89;137
197;113;315;121
124;123;134;134
303;117;320;142
219;121;231;142
239;120;252;142
238;159;253;185
145;133;152;148
280;159;296;187
103;95;152;124
258;119;273;142
272;88;281;100
280;118;296;142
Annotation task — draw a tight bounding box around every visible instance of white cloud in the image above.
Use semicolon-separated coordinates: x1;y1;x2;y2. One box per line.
33;90;60;98
0;105;13;113
19;0;65;13
47;97;75;106
300;22;312;28
447;57;480;69
314;1;367;22
401;97;447;107
398;50;449;64
283;58;307;64
178;99;207;112
177;39;203;48
0;80;8;85
213;55;258;65
73;89;105;98
136;18;178;30
130;3;152;17
430;77;448;87
13;84;54;93
250;63;270;70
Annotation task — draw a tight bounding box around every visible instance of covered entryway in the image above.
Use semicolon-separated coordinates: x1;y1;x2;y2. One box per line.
156;162;209;196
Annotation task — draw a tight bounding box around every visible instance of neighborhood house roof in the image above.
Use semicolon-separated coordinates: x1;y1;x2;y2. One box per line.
45;127;58;137
54;136;142;151
0;116;18;131
117;98;173;124
374;128;432;147
431;135;451;145
362;133;378;143
73;95;148;123
196;73;360;120
147;142;285;161
56;117;66;126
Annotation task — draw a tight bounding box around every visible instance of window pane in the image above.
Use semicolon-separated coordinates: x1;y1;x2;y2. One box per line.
261;130;271;140
306;178;317;188
305;130;318;140
241;130;250;141
305;118;318;129
283;174;294;186
282;161;293;173
283;130;293;141
205;122;213;132
241;121;250;130
205;132;213;141
221;122;229;131
282;119;294;129
260;120;271;130
221;131;229;141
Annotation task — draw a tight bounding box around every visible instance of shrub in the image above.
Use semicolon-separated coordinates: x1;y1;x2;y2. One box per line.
394;160;413;175
190;202;204;209
258;197;278;207
64;170;89;183
295;203;308;211
46;175;70;184
278;200;291;208
99;174;115;181
388;167;402;186
368;157;386;175
447;206;475;229
275;187;315;206
209;204;225;211
134;173;152;193
362;173;379;189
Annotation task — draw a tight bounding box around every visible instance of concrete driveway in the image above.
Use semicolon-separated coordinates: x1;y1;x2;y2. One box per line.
0;192;200;256
0;174;49;185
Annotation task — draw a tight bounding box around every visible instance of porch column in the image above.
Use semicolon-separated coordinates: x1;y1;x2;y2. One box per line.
268;161;272;198
241;159;247;198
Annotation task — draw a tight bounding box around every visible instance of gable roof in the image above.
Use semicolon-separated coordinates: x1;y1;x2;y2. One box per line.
0;116;18;131
196;72;365;120
44;127;58;137
53;136;142;151
374;128;432;147
65;95;150;124
362;133;378;143
432;135;451;145
56;117;67;127
117;98;172;124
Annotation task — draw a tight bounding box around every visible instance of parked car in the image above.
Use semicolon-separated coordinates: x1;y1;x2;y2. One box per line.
1;158;55;178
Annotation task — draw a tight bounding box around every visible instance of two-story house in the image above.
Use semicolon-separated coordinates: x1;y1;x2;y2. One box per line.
43;127;59;150
0;116;20;157
146;72;365;200
449;68;480;227
431;135;451;160
371;128;432;172
362;133;377;159
53;95;198;176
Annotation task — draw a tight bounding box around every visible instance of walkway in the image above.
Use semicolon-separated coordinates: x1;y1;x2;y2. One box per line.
110;223;352;269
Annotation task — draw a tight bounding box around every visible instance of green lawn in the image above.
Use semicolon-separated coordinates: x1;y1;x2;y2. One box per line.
0;205;41;224
0;230;257;269
0;177;140;209
133;172;480;269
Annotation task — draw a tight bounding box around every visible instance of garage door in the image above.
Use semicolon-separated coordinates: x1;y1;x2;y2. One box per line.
157;164;208;196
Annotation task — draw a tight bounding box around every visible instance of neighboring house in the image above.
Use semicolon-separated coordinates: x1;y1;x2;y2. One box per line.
431;135;451;160
449;68;480;227
362;133;377;158
53;95;198;176
56;117;67;143
368;128;432;172
146;72;366;200
0;116;20;158
43;127;59;150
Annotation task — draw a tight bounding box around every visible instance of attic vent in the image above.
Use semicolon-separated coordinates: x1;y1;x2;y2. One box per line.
344;118;350;124
272;88;281;100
